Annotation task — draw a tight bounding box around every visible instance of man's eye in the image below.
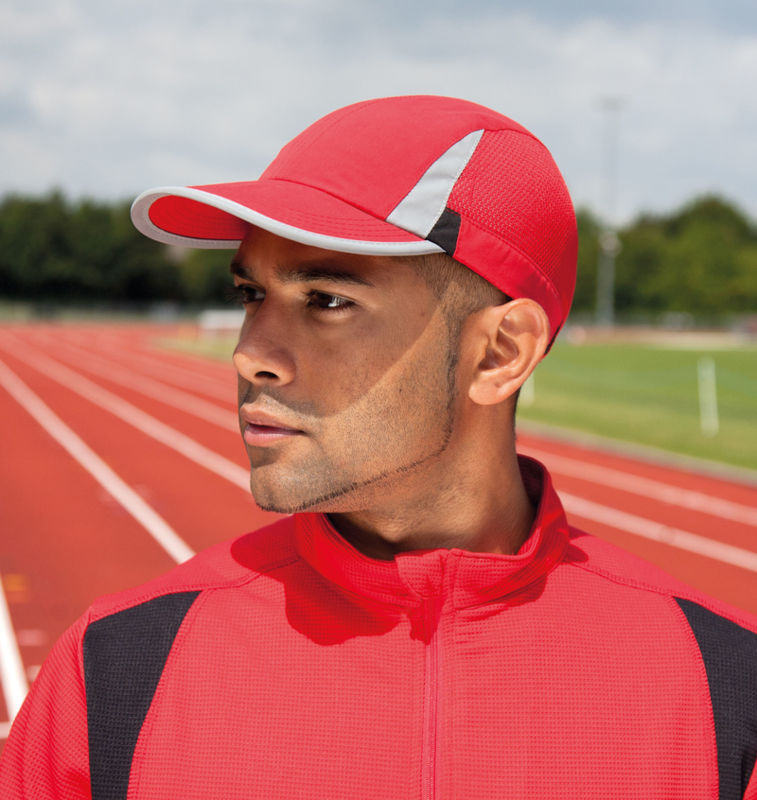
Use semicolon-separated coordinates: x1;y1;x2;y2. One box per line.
307;291;354;311
227;285;264;305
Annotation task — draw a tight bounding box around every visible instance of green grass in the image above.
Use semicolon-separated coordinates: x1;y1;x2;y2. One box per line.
518;341;757;472
158;332;757;473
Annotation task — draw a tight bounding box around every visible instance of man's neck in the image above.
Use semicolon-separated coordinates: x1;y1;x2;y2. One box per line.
327;454;535;561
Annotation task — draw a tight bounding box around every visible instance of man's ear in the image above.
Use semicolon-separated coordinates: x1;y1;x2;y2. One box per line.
466;298;550;406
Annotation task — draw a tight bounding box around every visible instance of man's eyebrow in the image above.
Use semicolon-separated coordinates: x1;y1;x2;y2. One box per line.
277;261;374;287
229;258;374;287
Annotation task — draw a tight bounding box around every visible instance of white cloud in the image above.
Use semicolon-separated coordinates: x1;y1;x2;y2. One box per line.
1;0;756;224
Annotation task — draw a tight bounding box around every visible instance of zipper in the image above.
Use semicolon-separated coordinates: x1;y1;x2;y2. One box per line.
421;597;442;800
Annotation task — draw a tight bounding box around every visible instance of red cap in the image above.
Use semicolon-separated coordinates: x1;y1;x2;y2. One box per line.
131;95;577;338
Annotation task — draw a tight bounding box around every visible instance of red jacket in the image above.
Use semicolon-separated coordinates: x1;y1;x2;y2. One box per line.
2;458;756;799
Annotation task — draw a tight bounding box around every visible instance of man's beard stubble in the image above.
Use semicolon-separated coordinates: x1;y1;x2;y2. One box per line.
247;336;462;516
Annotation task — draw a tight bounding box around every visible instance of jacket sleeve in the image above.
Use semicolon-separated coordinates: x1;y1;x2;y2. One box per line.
0;614;91;799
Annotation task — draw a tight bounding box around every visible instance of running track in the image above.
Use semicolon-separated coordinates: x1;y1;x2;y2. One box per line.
1;322;755;744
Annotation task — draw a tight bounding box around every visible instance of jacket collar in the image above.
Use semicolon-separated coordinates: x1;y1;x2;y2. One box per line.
295;456;569;610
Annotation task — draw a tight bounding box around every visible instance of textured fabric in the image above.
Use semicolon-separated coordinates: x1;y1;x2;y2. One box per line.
2;458;756;799
447;128;577;330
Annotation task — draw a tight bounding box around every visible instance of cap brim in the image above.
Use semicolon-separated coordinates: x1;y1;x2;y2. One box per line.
130;180;443;256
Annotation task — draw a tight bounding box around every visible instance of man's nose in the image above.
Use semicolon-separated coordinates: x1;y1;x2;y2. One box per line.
232;306;296;387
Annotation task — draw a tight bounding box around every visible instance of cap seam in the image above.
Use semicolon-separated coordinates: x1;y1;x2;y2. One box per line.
264;102;373;173
264;175;395;224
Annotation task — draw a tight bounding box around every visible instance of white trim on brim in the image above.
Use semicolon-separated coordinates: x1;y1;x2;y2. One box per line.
130;186;444;256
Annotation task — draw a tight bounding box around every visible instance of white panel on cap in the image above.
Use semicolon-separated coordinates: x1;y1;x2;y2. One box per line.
386;129;483;237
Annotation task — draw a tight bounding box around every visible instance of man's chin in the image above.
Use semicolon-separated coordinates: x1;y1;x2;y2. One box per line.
251;493;349;516
249;471;349;515
248;451;439;515
249;468;385;515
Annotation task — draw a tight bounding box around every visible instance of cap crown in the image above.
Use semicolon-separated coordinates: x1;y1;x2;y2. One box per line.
131;95;578;338
265;96;577;335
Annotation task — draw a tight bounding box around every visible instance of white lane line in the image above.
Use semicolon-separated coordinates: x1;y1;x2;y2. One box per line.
19;330;233;402
0;571;28;725
22;334;237;431
0;721;11;739
85;336;234;397
0;347;249;491
116;353;232;401
525;447;757;527
562;492;757;573
0;360;196;566
15;629;47;647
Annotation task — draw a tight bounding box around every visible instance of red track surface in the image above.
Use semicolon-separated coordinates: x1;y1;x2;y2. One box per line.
1;322;755;743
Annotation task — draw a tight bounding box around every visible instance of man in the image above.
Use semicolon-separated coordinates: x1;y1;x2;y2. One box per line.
1;95;756;799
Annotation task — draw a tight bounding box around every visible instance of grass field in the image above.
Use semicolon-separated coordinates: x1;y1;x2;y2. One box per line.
161;331;757;474
518;338;757;472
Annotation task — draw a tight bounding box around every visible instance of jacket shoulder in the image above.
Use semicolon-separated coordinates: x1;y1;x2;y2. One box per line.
566;525;757;631
88;515;298;622
565;526;757;796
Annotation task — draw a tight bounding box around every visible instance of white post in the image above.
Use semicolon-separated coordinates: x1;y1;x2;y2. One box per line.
521;373;535;408
0;573;29;724
595;96;623;327
698;357;719;437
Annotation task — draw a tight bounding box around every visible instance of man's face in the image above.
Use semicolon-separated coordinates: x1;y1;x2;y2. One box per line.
232;228;461;514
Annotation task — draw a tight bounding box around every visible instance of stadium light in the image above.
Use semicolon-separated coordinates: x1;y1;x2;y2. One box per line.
596;96;623;327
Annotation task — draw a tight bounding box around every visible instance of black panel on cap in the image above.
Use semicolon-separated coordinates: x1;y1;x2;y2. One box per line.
427;207;461;255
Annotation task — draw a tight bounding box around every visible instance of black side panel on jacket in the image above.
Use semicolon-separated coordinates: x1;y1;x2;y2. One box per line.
83;591;201;800
675;597;757;800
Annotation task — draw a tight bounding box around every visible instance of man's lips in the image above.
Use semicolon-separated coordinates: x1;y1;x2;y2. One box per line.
240;409;304;447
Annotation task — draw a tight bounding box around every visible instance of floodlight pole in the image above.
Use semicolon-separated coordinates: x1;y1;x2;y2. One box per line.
596;97;623;327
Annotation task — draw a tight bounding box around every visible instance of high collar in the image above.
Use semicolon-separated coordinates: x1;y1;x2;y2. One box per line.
295;456;569;610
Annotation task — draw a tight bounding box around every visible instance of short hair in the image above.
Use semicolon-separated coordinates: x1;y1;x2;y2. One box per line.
408;251;508;333
408;252;520;421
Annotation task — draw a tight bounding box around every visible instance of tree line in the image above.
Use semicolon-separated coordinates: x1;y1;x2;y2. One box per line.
573;196;757;324
1;190;755;322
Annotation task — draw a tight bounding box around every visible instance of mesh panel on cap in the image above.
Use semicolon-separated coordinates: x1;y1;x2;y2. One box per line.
447;130;576;307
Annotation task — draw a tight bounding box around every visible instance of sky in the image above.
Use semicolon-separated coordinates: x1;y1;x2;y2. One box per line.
1;0;756;225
